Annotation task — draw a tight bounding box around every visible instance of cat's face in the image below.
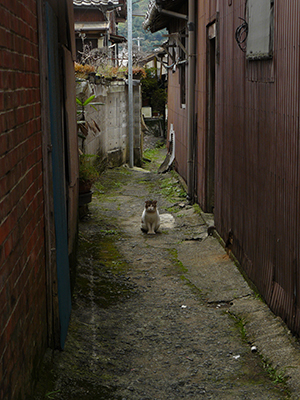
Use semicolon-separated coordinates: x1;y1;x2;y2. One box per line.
145;200;157;213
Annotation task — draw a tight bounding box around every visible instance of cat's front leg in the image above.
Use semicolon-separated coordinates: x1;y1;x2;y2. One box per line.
147;223;156;234
154;219;160;232
141;222;147;232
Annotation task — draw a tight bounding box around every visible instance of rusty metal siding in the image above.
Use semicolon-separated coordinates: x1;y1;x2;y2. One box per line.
215;0;300;335
166;14;189;182
166;0;300;335
194;1;218;209
167;80;188;180
166;1;218;204
208;0;217;22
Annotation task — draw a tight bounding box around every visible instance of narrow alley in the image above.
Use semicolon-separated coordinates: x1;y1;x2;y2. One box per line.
32;143;300;400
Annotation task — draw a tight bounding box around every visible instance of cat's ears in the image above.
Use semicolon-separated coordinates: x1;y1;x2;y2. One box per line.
144;200;157;206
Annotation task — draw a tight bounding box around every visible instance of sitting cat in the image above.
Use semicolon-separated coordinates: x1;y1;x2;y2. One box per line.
141;200;160;234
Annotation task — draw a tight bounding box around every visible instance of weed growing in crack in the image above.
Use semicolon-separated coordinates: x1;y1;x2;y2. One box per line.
159;177;186;201
228;312;248;341
166;206;181;213
193;203;203;215
262;359;289;389
143;148;160;161
254;291;265;303
168;248;188;273
235;316;248;341
100;229;117;235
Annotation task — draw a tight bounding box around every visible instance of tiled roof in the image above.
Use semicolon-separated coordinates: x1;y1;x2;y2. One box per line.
143;0;187;33
74;0;120;6
74;22;109;31
143;0;158;31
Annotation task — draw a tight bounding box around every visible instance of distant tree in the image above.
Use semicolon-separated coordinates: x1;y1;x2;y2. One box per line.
78;42;110;67
117;0;167;55
119;43;148;66
141;68;167;115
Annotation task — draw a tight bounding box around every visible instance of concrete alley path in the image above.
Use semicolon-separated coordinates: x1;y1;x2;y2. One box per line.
34;144;300;400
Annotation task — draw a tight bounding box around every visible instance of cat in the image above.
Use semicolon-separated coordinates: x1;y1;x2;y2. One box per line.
141;200;160;234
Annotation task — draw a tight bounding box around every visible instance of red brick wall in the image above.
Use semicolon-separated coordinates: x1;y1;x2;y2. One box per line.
0;1;48;399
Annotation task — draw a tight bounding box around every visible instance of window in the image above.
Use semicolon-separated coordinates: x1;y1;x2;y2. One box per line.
246;0;274;60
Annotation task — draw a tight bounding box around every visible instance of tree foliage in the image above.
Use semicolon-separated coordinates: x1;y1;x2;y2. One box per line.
141;68;167;115
118;0;167;54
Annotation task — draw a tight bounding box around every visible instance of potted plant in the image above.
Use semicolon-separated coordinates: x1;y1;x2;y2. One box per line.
79;153;99;194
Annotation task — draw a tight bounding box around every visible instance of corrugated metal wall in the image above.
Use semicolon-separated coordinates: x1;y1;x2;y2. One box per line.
167;0;300;335
215;0;300;334
167;1;217;189
195;2;212;208
166;14;189;182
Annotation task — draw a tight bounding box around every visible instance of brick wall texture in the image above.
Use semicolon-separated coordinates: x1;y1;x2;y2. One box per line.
0;1;48;399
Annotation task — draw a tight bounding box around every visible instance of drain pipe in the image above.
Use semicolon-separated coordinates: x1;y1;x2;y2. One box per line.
187;0;196;202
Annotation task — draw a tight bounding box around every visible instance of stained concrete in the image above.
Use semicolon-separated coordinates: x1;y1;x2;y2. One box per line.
31;139;300;400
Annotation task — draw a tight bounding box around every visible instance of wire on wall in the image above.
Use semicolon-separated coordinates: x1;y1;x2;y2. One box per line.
235;17;248;52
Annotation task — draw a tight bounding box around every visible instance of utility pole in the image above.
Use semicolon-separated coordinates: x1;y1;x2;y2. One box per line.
127;0;134;168
133;36;144;51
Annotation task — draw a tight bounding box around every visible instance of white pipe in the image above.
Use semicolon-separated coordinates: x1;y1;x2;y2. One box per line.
127;0;134;167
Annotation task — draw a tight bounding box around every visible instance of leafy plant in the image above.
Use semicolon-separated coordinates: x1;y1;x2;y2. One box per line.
76;94;104;118
45;389;61;399
79;154;99;184
140;68;167;115
76;94;97;110
76;94;103;139
262;359;288;385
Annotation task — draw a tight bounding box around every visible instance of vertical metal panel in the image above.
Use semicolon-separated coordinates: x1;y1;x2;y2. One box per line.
46;2;72;349
167;0;217;205
194;1;218;209
215;0;300;335
167;0;300;334
37;0;61;348
166;16;189;182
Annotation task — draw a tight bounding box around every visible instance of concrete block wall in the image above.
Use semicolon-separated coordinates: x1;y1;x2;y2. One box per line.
105;81;127;165
133;82;142;166
82;80;142;167
0;1;48;398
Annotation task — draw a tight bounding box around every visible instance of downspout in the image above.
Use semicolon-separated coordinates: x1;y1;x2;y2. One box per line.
187;0;196;202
